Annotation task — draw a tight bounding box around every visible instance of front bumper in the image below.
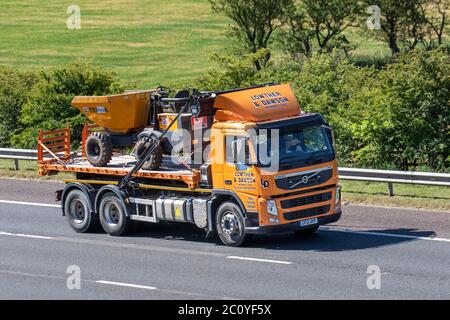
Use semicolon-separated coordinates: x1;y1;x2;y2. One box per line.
245;211;341;234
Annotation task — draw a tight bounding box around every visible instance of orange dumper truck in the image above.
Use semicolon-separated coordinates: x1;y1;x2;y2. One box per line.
37;83;341;246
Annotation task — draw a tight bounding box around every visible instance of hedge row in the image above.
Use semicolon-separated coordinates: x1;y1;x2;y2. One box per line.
194;47;449;171
0;62;124;149
0;49;448;171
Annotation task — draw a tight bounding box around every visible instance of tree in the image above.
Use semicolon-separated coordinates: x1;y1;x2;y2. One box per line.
196;49;272;90
304;0;362;53
279;5;315;59
280;0;362;60
419;0;448;48
366;0;406;55
209;0;292;70
399;1;428;51
365;0;445;55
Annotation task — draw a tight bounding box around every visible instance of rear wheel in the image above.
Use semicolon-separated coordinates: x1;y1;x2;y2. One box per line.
135;138;163;170
216;202;251;247
85;132;113;167
64;189;98;233
98;193;131;236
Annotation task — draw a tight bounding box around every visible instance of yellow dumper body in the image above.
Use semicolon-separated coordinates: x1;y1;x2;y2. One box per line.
71;91;154;133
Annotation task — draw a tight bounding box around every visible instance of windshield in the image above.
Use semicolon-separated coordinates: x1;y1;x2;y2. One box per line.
255;123;335;171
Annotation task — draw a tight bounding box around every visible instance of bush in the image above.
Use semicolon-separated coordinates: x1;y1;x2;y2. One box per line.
11;62;124;149
292;48;449;170
196;48;449;171
0;67;39;147
350;48;450;170
2;50;447;172
290;51;376;166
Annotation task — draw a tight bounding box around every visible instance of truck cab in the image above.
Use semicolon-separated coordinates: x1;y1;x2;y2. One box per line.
204;84;341;245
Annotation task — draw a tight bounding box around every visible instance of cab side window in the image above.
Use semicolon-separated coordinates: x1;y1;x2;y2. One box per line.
225;135;250;165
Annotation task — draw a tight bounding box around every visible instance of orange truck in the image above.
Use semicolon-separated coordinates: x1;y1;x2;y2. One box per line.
38;83;341;246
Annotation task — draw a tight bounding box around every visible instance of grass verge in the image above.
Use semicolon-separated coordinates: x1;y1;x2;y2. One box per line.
0;159;74;181
341;180;450;212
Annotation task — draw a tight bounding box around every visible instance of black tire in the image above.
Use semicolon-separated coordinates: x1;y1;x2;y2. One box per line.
294;225;319;236
215;201;251;247
98;192;131;236
85;132;112;167
64;189;99;233
135;138;163;170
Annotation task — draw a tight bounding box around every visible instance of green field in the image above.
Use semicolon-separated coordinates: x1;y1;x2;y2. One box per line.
0;0;393;87
0;0;232;87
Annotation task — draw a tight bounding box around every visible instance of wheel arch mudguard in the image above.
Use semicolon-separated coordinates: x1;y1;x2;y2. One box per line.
206;190;254;232
211;190;247;215
209;190;261;231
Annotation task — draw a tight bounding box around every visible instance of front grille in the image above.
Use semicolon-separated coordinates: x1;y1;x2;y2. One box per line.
283;205;330;221
280;192;332;209
275;167;333;190
273;184;336;199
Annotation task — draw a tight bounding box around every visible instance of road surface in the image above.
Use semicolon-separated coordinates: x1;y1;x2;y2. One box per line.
0;178;449;299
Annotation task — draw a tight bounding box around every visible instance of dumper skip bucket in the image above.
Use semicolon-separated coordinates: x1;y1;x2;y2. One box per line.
71;91;154;133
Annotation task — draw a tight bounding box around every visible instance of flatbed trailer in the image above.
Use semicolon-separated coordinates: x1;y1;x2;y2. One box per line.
38;126;201;189
37;125;226;241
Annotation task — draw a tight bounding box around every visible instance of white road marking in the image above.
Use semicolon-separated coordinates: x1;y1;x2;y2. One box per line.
227;256;293;265
0;269;235;299
96;280;157;290
322;227;450;243
0;231;53;240
0;199;59;208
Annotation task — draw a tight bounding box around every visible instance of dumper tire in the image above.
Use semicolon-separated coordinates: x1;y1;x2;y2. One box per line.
135;138;163;171
85;132;113;167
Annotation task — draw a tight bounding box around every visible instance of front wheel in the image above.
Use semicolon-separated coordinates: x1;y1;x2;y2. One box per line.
215;202;251;247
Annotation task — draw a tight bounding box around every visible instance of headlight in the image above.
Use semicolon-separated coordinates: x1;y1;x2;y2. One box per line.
266;200;278;216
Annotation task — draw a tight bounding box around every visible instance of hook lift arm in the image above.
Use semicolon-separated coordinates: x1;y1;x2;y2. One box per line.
118;97;192;190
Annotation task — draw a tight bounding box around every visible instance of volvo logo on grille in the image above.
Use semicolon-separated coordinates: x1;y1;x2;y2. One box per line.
289;171;321;189
274;166;332;190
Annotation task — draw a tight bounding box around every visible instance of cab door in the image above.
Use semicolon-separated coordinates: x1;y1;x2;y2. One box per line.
222;134;259;209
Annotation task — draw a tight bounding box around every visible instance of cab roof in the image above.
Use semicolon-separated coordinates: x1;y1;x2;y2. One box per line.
213;83;301;122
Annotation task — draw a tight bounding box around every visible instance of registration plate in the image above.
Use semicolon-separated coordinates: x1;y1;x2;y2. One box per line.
300;218;318;227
